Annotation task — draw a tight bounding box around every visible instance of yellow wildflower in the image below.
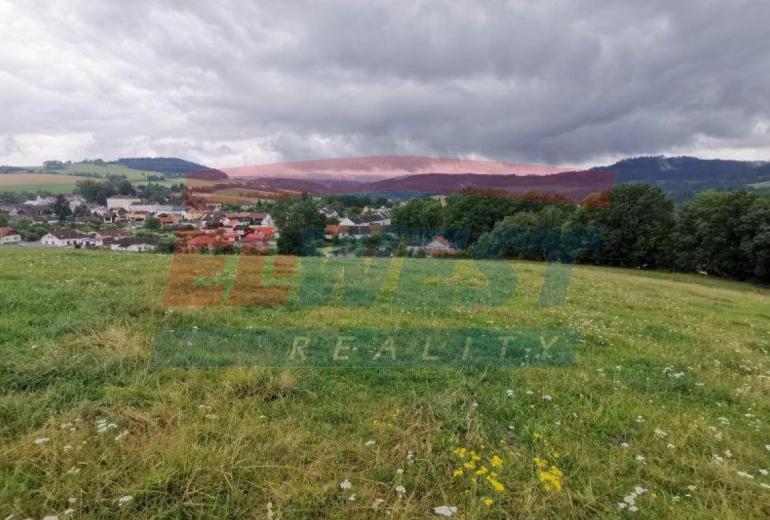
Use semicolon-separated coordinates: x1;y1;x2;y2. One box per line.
488;478;506;492
463;461;476;470
475;466;489;476
483;497;494;507
453;468;464;478
490;455;504;468
532;456;548;469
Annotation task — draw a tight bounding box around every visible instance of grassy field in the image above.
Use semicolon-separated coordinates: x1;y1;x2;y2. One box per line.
62;163;164;181
0;163;169;194
0;173;95;194
1;247;769;518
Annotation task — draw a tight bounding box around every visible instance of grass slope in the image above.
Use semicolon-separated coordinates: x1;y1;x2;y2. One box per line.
0;248;769;519
0;173;95;194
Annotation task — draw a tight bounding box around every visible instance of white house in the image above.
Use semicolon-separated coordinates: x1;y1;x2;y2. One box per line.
110;237;158;252
0;227;21;245
24;195;56;206
40;229;103;248
106;196;141;210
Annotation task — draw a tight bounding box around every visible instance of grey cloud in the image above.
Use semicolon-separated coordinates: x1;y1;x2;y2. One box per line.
1;0;769;166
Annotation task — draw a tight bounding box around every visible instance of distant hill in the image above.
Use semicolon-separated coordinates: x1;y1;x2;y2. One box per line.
210;155;770;201
593;156;770;200
116;157;224;178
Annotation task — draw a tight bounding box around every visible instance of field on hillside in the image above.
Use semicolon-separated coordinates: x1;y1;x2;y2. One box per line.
62;163;164;181
1;248;769;519
0;173;94;193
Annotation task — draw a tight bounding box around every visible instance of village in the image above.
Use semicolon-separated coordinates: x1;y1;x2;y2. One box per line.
0;193;458;256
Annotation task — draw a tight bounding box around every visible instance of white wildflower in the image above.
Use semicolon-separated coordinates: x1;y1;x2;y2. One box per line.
340;479;352;490
372;498;384;509
433;505;458;517
736;471;754;479
505;389;514;397
34;437;50;445
117;495;133;506
654;428;667;438
635;454;646;464
114;430;129;441
364;440;376;447
395;485;406;495
348;494;356;501
542;394;552;401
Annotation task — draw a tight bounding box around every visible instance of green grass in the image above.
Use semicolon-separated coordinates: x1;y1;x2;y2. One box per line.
1;248;769;518
62;163;165;181
0;164;169;194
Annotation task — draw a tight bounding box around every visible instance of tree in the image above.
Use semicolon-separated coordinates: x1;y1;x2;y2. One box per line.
144;217;161;230
391;198;444;243
276;199;326;255
566;184;675;268
52;194;72;221
674;190;757;279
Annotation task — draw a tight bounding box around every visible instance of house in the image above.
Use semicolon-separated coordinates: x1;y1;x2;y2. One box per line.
0;227;22;245
221;212;274;227
186;234;222;252
319;206;340;219
110;237;159;252
106;196;141;210
157;214;182;228
126;210;149;222
407;236;459;257
95;229;132;244
425;236;458;256
24;195;56;206
242;226;275;249
66;196;85;210
324;224;342;239
40;229;103;248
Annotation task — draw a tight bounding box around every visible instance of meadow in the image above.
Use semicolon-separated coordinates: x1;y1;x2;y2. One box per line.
0;173;94;194
0;163;169;194
0;247;769;519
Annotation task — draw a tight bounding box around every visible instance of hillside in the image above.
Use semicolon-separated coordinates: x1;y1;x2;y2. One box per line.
598;156;770;200
1;248;769;518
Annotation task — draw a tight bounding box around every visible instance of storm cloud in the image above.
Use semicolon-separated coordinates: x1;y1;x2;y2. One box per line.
1;0;769;167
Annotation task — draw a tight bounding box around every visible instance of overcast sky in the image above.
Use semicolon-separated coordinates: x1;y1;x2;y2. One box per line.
2;0;769;168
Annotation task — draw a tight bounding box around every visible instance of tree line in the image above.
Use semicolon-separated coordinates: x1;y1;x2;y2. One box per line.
391;185;770;283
